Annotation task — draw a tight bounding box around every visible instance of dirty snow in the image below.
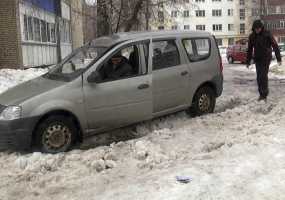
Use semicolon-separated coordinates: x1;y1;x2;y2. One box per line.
0;63;285;200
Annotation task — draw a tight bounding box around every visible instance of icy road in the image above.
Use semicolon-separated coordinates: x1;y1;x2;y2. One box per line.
0;62;285;200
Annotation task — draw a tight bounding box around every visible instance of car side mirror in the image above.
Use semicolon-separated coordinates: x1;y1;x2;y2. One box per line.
87;71;101;83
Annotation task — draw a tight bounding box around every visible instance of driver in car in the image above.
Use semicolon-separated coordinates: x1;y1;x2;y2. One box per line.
100;52;133;80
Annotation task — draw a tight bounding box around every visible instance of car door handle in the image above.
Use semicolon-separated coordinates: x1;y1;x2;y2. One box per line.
138;84;150;90
181;71;189;76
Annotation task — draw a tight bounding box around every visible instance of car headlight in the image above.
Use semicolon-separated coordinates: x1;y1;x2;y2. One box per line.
0;106;22;121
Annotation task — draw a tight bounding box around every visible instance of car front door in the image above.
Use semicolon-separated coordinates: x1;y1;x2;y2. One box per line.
83;41;152;133
152;39;190;114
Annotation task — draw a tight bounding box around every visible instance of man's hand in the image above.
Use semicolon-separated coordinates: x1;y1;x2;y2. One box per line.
278;61;282;66
246;64;250;69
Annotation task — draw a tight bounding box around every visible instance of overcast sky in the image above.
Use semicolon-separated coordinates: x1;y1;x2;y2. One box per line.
85;0;97;5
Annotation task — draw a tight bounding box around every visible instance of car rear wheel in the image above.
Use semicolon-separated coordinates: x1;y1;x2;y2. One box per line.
187;86;216;117
228;56;234;64
35;115;77;153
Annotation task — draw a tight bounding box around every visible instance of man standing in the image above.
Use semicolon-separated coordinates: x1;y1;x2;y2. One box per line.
246;20;282;101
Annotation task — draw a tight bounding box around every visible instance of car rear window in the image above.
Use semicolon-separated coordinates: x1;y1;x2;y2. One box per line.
183;38;211;62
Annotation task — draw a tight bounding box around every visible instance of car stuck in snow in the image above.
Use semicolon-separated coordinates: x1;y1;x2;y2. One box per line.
0;31;223;153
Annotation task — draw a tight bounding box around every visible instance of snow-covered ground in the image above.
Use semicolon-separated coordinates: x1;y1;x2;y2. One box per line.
1;63;285;200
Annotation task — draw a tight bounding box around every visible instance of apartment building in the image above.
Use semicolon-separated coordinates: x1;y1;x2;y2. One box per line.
261;0;285;43
0;0;83;69
152;0;259;46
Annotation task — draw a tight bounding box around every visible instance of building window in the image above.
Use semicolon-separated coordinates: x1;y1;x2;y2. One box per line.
50;23;56;43
240;9;245;20
196;10;205;17
23;14;56;44
228;24;234;31
212;0;221;2
158;26;165;30
240;0;245;5
212;9;222;17
158;11;164;18
240;23;245;34
34;18;41;42
184;10;190;17
213;24;222;31
228;38;234;45
158;11;164;23
41;20;47;42
252;8;259;16
278;36;285;43
195;0;205;2
228;9;233;16
196;25;205;30
172;25;178;30
171;11;178;17
216;38;223;46
184;25;190;30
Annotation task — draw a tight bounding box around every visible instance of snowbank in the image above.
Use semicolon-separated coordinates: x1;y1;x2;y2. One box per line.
0;66;285;200
0;68;47;94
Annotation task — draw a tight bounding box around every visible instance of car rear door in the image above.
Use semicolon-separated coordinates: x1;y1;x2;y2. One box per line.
83;40;152;133
152;39;190;114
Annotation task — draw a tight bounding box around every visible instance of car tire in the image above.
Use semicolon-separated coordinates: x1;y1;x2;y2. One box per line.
187;86;216;117
35;115;77;154
228;56;234;64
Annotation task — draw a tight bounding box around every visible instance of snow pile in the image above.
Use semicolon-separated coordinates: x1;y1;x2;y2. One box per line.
0;68;47;94
0;66;285;199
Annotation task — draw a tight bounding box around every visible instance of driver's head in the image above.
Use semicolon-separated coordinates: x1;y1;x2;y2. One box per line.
111;52;123;65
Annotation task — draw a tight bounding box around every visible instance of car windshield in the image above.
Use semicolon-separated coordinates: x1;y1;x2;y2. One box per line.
44;45;108;81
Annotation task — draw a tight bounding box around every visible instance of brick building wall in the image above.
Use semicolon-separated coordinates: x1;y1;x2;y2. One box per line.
261;0;285;43
0;0;23;69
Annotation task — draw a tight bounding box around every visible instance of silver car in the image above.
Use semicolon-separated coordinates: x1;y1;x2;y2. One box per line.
0;31;223;153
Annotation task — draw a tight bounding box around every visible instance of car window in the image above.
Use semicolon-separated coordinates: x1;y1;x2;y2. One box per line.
97;44;143;82
183;38;211;62
46;46;107;81
152;40;180;70
195;39;210;57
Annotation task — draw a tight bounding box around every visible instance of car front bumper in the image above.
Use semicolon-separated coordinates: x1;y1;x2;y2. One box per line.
0;117;39;151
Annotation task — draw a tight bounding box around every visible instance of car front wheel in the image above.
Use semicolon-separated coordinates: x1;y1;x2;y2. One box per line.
35;115;77;153
187;86;216;117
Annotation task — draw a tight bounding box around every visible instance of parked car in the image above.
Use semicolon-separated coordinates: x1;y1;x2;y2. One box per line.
279;43;285;57
0;31;223;153
226;44;248;64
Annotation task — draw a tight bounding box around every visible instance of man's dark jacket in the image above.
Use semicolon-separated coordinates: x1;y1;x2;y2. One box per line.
246;29;281;65
100;57;133;80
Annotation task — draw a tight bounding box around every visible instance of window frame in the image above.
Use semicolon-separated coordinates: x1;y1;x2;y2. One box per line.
152;39;181;71
94;40;150;84
182;37;212;62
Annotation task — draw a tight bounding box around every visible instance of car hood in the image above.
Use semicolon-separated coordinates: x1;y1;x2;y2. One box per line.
0;76;65;106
